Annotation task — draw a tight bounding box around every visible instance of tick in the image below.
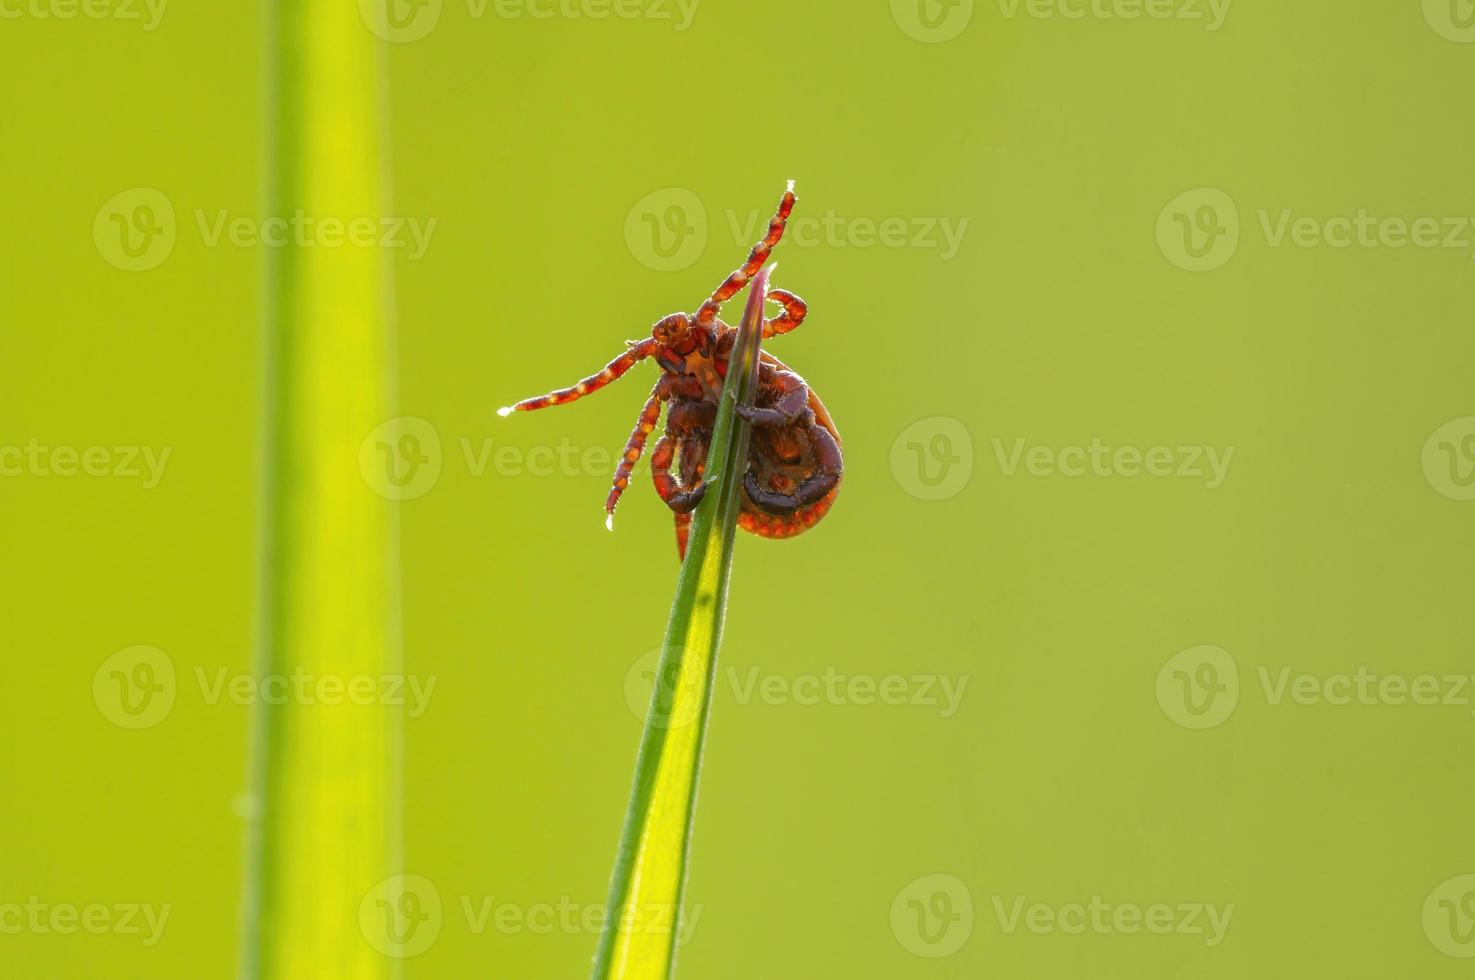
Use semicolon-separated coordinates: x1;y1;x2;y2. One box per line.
500;182;842;558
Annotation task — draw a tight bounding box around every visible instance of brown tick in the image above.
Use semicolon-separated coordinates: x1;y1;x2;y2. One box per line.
499;182;842;558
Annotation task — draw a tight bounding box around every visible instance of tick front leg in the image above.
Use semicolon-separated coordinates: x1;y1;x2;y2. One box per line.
762;289;807;339
735;370;809;427
674;511;692;560
499;338;658;414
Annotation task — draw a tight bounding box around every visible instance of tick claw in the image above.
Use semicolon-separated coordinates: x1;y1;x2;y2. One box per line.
497;406;514;417
605;513;615;531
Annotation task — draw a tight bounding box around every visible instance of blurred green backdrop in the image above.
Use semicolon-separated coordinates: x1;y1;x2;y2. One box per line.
4;1;1475;977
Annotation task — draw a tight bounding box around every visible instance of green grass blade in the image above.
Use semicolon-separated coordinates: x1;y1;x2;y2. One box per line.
590;264;773;980
241;3;401;978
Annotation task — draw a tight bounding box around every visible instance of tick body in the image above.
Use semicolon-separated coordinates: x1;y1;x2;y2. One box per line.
501;182;841;558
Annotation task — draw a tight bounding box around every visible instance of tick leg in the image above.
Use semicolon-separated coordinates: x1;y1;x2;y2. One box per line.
604;381;665;528
762;289;808;339
736;370;809;427
674;512;692;560
652;435;708;514
499;338;658;414
695;181;798;327
743;425;842;515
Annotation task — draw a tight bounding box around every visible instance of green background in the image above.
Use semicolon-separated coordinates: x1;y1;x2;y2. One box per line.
4;0;1475;976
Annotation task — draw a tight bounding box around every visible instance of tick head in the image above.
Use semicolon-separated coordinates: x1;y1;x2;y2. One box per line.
651;313;691;346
